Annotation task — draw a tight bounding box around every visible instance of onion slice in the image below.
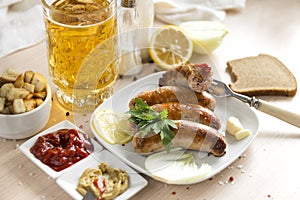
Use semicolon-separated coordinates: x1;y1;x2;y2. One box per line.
145;149;212;184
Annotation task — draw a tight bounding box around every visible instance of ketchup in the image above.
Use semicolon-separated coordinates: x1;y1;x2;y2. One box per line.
30;129;94;171
93;178;107;200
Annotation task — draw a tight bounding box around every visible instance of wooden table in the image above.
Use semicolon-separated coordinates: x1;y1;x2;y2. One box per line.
1;0;300;199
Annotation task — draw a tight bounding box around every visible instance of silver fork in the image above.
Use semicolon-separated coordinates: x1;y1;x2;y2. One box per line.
209;79;300;128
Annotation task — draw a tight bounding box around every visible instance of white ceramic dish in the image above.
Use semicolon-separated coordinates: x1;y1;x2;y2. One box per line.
56;150;148;200
90;72;259;185
0;84;52;139
19;120;103;179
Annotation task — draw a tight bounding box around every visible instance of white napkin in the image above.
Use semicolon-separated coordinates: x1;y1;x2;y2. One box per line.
154;0;246;25
0;0;246;58
0;0;44;58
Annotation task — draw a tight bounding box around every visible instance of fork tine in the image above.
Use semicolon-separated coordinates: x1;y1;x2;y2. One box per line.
209;79;230;97
212;79;223;84
210;79;253;104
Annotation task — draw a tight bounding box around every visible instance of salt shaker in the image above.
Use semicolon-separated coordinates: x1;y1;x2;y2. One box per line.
118;0;142;75
136;0;154;62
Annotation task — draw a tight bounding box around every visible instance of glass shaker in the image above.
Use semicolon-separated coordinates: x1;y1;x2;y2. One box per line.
136;0;154;62
118;0;142;76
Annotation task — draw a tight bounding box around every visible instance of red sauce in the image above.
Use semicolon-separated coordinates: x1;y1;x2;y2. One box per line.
93;178;107;200
30;129;94;171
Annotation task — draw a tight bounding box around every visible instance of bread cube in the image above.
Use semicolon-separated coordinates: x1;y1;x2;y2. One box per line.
0;69;20;83
6;88;30;101
13;99;26;114
0;83;14;98
0;97;5;112
31;73;46;92
23;82;35;93
25;93;34;100
33;92;47;99
24;99;37;112
24;70;34;83
14;74;25;88
35;98;44;107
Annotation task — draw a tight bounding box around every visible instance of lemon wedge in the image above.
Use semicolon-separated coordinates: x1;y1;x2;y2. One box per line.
92;109;133;145
180;21;228;54
149;25;193;70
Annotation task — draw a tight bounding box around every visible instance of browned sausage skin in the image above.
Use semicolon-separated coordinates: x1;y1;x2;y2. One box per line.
132;120;226;157
159;63;213;93
128;86;216;110
151;102;221;130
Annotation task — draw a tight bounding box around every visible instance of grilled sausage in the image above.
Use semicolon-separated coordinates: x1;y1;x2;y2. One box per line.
128;86;216;110
158;63;213;93
151;102;221;130
132;120;226;157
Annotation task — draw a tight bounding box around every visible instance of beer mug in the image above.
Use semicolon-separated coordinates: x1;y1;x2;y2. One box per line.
42;0;118;111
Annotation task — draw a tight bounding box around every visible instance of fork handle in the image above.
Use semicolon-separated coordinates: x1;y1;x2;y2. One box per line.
257;100;300;128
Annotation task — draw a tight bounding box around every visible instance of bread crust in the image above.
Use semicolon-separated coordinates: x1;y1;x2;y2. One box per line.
227;54;297;96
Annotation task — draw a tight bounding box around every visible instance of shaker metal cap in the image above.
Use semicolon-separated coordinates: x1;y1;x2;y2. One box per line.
121;0;136;8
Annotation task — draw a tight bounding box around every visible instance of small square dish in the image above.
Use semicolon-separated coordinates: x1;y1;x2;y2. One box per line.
56;150;148;200
19;120;103;179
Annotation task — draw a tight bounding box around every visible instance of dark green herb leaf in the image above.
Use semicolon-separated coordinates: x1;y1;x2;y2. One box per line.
128;98;177;152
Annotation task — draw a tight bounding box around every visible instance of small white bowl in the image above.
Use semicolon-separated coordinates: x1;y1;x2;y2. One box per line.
0;84;52;139
19;120;103;179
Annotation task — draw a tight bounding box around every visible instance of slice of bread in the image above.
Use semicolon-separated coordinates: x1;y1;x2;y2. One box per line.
227;54;297;97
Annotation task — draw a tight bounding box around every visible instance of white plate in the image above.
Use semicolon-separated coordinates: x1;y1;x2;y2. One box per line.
90;72;259;184
19;120;103;179
56;150;148;200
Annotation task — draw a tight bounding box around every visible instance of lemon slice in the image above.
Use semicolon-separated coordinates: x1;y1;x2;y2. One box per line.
92;109;133;145
149;25;193;70
180;21;228;54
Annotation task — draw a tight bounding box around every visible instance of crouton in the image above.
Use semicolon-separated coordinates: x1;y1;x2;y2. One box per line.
35;98;44;107
0;69;21;83
13;99;26;114
25;93;34;100
24;70;34;83
31;73;46;92
33;92;47;99
14;74;25;88
6;88;30;101
0;83;14;98
23;82;35;93
0;97;5;112
24;99;37;112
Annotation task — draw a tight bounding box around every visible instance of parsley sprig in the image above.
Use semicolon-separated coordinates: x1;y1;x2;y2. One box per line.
128;98;177;152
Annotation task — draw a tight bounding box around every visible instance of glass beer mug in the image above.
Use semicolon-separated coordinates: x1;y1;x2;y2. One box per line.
42;0;118;111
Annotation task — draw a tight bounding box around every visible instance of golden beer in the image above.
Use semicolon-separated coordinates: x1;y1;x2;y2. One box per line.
42;0;118;111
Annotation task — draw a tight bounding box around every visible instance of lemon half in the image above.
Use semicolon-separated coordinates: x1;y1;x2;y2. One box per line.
92;109;133;145
149;25;193;70
180;21;228;54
